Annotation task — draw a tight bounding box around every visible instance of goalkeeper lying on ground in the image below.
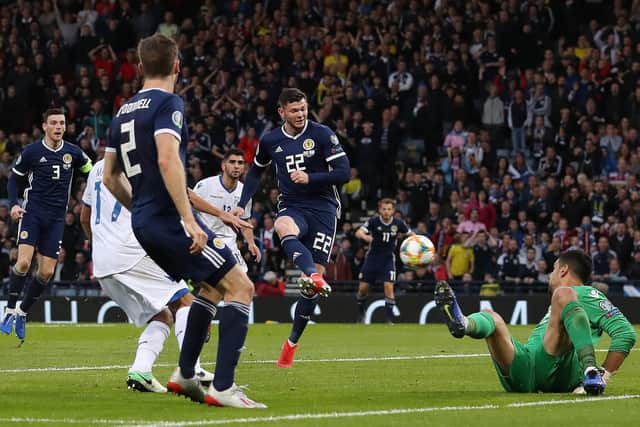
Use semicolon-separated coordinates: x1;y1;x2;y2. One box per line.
435;249;636;395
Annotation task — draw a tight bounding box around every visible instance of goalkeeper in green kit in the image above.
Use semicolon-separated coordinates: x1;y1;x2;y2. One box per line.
435;250;636;395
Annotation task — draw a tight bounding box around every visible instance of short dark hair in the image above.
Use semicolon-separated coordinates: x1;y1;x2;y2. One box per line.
137;33;179;78
558;250;592;284
278;88;307;108
43;108;66;122
224;148;245;161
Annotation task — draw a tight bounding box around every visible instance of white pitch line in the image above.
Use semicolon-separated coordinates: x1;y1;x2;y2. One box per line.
0;349;616;374
0;395;636;426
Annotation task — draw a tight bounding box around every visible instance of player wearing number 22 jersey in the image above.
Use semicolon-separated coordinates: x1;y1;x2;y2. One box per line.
238;88;350;368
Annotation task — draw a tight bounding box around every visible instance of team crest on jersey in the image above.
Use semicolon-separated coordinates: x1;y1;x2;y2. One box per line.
19;230;28;240
599;300;613;311
172;111;183;129
391;225;398;233
62;153;73;169
303;139;315;150
213;238;226;249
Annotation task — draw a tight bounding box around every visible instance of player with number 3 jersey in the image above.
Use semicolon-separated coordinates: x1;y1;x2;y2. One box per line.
236;88;350;368
1;108;92;341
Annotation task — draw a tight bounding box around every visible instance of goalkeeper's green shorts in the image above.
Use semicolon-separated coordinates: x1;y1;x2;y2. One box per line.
492;336;584;393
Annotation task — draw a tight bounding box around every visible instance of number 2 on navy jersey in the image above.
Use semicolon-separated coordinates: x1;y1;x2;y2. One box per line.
285;153;305;173
120;119;141;177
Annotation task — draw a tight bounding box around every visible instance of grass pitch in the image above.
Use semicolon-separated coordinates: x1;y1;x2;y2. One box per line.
0;323;638;426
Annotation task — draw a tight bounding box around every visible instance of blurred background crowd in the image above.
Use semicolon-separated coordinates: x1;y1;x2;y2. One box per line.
1;0;640;295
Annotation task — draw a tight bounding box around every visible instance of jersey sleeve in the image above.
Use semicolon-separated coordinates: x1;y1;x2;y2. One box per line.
320;126;347;163
254;137;271;167
241;198;252;220
12;145;34;176
75;147;93;173
581;288;636;354
399;220;410;234
82;166;98;207
154;95;185;142
360;218;372;233
193;178;208;197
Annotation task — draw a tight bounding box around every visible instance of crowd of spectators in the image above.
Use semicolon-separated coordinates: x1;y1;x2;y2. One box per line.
1;1;640;294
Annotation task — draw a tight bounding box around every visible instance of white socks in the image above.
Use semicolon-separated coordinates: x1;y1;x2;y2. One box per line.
174;306;203;373
130;320;170;373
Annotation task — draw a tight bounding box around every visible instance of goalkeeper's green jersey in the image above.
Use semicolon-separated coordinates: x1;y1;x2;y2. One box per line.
526;285;635;354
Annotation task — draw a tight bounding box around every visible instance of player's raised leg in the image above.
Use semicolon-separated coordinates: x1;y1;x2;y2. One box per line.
356;281;370;323
435;281;516;373
1;243;34;336
277;216;331;296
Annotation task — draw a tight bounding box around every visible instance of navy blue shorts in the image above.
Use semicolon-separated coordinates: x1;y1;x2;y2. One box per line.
277;204;337;265
17;212;64;259
133;216;236;285
359;255;397;283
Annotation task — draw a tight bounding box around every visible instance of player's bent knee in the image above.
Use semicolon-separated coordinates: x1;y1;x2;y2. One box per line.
551;287;577;306
484;310;507;329
14;259;31;274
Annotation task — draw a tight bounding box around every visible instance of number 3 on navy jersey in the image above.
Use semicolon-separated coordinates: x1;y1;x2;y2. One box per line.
121;119;141;177
285;153;305;173
52;165;60;180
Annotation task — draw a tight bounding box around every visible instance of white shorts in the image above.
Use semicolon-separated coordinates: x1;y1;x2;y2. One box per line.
226;241;247;273
98;255;189;327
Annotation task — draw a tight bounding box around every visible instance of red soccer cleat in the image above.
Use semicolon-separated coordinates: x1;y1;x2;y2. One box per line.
298;273;332;297
276;339;298;368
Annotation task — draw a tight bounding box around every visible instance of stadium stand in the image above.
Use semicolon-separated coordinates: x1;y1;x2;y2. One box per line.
1;0;640;296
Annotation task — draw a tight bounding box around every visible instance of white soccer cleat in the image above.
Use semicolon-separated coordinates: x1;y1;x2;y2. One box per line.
126;371;167;393
205;383;267;408
196;368;214;385
166;367;206;403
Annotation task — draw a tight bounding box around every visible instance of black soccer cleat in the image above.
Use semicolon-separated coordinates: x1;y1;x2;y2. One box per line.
434;281;466;338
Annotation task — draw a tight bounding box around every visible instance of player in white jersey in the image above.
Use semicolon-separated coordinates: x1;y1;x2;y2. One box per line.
193;149;261;271
80;159;215;393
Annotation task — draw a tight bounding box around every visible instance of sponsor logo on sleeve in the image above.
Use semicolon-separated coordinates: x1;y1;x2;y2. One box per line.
330;134;339;145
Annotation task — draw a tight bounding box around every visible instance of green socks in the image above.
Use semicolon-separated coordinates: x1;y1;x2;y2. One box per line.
466;312;496;339
561;301;597;369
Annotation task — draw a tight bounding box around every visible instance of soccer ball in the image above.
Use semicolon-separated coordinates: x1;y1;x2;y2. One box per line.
400;235;436;269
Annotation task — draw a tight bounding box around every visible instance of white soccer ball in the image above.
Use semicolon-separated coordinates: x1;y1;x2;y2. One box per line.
400;235;436;269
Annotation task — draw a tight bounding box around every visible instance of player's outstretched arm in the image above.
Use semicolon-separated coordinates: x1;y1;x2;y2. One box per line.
355;226;373;243
187;188;253;231
599;312;637;375
103;150;133;210
237;163;266;213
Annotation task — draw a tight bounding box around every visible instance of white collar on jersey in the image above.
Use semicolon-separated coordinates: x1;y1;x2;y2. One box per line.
281;120;308;140
41;138;65;153
380;217;393;226
218;175;237;193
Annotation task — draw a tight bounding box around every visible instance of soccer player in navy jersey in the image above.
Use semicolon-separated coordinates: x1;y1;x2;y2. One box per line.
355;198;412;324
235;88;350;368
1;108;92;341
103;34;264;408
